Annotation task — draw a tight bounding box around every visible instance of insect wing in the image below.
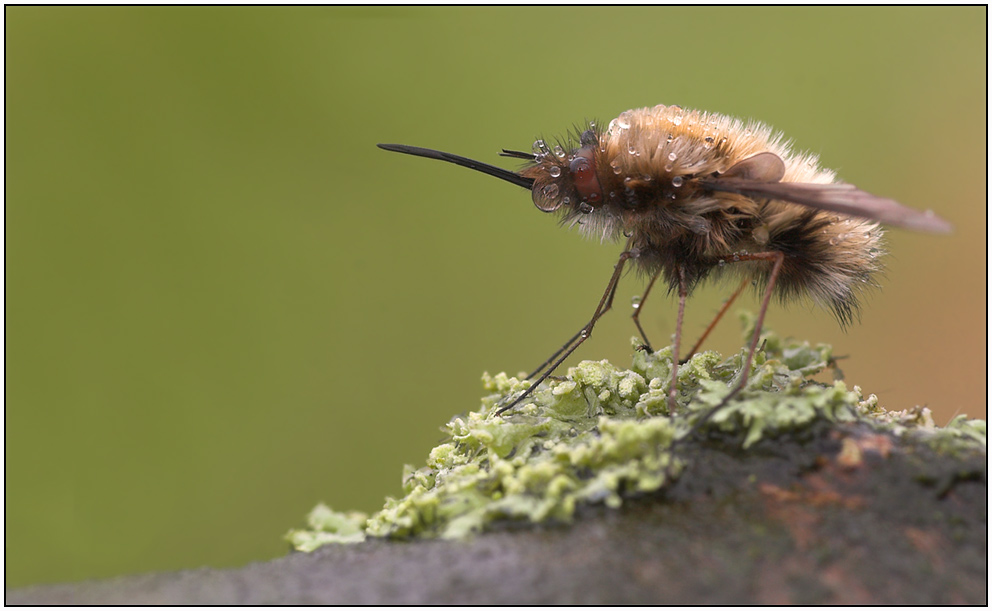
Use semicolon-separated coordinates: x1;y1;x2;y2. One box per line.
700;177;952;233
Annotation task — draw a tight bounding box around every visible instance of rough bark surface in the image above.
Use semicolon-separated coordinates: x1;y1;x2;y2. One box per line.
8;422;986;604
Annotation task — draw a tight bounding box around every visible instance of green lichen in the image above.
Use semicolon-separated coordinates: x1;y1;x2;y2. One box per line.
285;503;367;551
287;316;985;550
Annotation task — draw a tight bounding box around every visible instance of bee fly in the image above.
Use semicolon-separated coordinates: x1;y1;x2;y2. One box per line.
378;104;951;424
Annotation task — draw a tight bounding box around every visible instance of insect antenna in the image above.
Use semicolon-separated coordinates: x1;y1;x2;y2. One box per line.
498;149;537;161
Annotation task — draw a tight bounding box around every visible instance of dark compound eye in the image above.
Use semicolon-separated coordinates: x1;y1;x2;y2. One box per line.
569;156;593;180
569;148;602;203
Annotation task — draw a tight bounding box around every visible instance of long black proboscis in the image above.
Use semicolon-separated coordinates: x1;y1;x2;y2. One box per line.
377;143;535;190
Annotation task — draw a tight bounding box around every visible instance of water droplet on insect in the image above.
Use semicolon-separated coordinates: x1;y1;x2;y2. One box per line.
668;152;677;162
562;196;570;204
549;166;561;178
672;115;683;126
631;295;642;308
717;259;726;267
628;144;637;155
672;176;684;187
664;163;674;172
732;254;740;262
542;184;559;198
532;139;546;153
553;145;566;159
666;134;674;144
617;111;632;129
578;202;594;214
704;136;715;143
613;165;623;175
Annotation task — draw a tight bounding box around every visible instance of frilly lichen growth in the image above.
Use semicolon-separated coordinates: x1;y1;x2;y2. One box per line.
287;317;985;551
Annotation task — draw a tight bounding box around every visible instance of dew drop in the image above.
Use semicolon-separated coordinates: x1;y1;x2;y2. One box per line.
671;176;684;188
613;165;623;175
553;145;566;159
542;184;559;198
672;115;683;126
562;196;570;205
628;144;638;155
668;152;678;161
704;136;714;143
664;163;674;172
532;139;546;153
548;166;562;178
617;111;632;129
631;295;642;309
578;202;594;214
718;259;726;267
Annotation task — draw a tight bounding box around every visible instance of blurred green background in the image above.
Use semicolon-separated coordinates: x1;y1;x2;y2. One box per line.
6;7;985;587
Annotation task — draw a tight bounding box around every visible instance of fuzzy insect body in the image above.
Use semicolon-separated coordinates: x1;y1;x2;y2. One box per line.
378;104;950;420
526;105;888;325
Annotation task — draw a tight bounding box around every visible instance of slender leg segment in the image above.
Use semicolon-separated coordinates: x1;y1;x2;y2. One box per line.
680;277;750;364
495;250;638;415
667;265;689;412
689;251;786;433
631;269;662;351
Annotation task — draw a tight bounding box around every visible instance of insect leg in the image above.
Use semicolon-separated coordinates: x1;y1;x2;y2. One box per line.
495;250;638;415
524;328;583;381
689;251;786;434
680;277;750;364
667;265;688;412
631;269;662;351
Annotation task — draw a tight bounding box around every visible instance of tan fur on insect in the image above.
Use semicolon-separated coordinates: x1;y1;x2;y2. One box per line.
523;105;884;325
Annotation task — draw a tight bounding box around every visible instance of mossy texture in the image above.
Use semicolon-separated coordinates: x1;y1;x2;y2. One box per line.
287;319;985;551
